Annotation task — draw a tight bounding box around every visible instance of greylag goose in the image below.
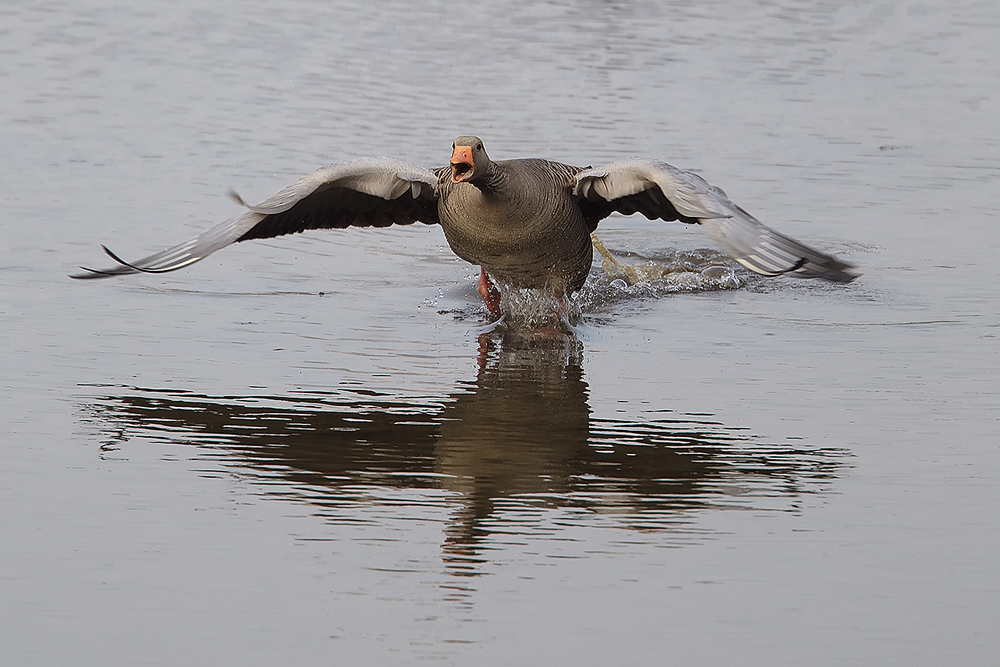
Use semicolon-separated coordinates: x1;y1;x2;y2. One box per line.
72;136;858;315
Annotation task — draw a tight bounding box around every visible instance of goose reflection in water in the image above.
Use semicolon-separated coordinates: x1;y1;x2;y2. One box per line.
84;329;845;571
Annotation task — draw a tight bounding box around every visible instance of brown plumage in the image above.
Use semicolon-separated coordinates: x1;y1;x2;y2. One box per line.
72;136;859;312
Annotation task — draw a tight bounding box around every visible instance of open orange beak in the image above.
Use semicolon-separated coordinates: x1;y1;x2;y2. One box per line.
450;145;474;183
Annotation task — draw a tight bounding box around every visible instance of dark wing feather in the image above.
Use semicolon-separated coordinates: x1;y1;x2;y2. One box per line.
575;159;858;283
236;183;436;240
71;158;442;279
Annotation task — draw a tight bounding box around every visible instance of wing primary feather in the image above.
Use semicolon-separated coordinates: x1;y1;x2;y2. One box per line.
228;189;250;208
101;245;177;274
71;157;442;280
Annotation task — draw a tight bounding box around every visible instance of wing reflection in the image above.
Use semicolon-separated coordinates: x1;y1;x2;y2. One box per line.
82;330;845;569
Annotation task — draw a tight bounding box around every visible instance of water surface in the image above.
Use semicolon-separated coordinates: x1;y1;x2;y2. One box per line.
2;1;999;665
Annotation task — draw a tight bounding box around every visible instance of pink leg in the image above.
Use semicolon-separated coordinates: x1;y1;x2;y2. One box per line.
477;267;502;318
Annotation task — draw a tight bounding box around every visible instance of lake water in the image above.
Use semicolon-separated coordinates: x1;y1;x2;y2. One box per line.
2;1;998;664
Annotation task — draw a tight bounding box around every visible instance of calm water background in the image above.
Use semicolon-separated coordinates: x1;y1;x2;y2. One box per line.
2;0;998;664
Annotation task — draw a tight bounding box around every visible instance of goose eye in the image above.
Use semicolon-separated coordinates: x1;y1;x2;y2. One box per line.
476;143;483;151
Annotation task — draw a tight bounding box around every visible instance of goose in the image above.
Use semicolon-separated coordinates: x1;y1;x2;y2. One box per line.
72;136;858;315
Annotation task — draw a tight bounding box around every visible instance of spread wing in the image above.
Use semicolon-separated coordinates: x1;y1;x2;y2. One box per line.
574;159;858;283
71;158;443;279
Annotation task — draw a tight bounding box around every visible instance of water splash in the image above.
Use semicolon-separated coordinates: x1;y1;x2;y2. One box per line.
579;242;747;312
479;243;749;330
495;284;583;331
488;250;748;332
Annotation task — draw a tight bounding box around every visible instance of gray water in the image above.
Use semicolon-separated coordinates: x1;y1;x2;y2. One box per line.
3;1;999;665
